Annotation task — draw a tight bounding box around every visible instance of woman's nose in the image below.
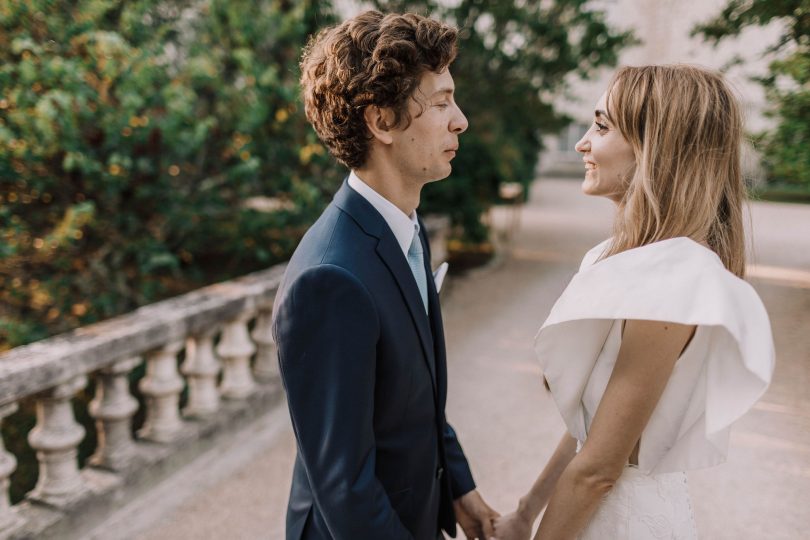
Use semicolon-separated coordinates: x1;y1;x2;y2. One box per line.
575;132;589;153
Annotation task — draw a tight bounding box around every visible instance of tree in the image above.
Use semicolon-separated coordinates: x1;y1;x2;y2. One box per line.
370;0;635;241
694;0;810;190
0;0;339;349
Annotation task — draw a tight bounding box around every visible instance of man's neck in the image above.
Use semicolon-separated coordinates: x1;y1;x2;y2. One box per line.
354;162;421;216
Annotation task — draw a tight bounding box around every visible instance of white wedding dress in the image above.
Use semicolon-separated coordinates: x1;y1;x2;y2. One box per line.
577;320;700;539
535;238;775;539
579;463;697;539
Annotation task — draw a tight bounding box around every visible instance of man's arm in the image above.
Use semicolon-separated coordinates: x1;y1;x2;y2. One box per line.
444;422;500;538
275;264;412;539
443;422;475;498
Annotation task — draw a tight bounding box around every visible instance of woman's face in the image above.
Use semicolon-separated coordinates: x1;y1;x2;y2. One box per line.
574;92;635;203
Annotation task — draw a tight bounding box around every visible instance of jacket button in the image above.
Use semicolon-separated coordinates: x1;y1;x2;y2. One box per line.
436;467;444;479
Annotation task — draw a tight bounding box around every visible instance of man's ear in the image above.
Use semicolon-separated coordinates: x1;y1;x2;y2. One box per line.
364;105;395;145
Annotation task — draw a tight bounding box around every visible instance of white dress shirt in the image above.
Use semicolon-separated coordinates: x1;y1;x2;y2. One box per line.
348;170;420;258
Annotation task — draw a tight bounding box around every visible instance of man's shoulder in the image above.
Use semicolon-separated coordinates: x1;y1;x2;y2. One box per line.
293;205;374;264
289;263;369;296
282;205;378;292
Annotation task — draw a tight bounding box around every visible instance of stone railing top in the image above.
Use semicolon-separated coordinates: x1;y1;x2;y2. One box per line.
0;264;287;407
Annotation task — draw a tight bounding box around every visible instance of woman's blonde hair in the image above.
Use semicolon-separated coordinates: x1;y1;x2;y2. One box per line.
601;64;746;277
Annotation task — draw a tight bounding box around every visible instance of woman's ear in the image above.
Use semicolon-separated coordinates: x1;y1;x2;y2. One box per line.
364;105;395;145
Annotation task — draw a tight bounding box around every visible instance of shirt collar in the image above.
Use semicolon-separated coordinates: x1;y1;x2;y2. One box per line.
348;170;419;257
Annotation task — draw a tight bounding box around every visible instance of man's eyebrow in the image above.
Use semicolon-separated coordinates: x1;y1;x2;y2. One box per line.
431;87;454;97
595;109;611;122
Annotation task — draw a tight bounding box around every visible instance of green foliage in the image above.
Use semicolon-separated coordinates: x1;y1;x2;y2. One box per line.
373;0;635;241
762;52;810;187
695;0;810;190
0;0;340;349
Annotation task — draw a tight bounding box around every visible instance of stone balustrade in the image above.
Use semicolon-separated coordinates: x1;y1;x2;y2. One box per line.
0;216;449;540
0;263;286;540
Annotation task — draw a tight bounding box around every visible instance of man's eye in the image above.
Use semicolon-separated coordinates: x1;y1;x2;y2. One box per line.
435;103;449;109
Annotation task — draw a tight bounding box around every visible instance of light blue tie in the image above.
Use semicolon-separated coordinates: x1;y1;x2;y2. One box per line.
407;226;429;314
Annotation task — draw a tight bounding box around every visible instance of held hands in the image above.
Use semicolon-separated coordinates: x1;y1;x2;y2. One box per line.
492;510;533;540
453;490;500;540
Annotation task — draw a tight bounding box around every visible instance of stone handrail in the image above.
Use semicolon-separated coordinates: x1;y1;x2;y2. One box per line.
0;264;286;539
0;215;449;539
0;265;286;408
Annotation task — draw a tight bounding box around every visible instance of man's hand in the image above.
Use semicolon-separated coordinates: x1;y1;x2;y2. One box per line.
493;510;532;540
453;490;500;539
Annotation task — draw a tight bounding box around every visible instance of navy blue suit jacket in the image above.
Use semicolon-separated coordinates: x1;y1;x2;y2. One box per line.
272;180;475;539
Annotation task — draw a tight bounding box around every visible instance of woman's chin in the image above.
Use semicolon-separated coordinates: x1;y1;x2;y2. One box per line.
581;177;599;196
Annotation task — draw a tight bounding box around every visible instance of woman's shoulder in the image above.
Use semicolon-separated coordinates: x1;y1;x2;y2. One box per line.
550;237;769;330
581;236;720;269
537;236;775;474
578;236;721;274
579;238;613;271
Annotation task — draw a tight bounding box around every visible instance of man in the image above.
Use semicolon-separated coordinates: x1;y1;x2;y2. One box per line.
272;10;498;539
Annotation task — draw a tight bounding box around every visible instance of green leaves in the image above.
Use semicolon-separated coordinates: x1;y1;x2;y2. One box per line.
1;0;339;349
695;0;810;191
693;0;809;47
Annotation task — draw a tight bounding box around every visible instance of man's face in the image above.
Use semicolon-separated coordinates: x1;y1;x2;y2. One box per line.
389;69;468;186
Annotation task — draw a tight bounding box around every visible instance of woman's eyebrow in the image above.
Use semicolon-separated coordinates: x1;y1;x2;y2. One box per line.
595;109;611;122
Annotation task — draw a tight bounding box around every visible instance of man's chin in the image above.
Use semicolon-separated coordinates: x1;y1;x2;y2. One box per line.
425;167;453;184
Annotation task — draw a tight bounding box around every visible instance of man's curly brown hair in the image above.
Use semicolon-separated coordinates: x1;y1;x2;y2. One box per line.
300;11;458;169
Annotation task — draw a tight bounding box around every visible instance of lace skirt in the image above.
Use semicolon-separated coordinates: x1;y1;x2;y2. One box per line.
579;465;698;539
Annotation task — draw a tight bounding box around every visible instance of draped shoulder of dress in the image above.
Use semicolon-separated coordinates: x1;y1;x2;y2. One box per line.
535;237;775;474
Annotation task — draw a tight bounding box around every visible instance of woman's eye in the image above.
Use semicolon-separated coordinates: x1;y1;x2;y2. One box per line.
594;121;608;132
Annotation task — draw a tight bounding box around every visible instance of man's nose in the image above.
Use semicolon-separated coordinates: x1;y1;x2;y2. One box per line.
451;103;468;134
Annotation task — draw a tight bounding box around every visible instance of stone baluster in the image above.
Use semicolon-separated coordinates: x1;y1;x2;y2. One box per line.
182;330;221;418
88;357;140;470
138;341;185;443
217;313;256;399
251;307;278;381
27;375;87;506
0;403;21;533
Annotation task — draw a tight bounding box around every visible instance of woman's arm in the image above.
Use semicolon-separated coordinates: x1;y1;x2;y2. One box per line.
519;433;578;522
493;428;578;539
533;319;696;540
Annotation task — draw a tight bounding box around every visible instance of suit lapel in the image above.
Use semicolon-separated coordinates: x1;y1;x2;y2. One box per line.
375;235;437;392
333;180;438;397
421;227;446;405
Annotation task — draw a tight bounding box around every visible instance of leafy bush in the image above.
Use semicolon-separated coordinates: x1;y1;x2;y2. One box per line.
695;0;810;191
760;53;810;188
0;0;340;349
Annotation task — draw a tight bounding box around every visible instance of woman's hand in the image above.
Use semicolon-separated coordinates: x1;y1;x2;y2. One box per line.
493;510;533;540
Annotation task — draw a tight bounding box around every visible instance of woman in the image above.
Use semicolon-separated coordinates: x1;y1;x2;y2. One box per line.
494;65;775;539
